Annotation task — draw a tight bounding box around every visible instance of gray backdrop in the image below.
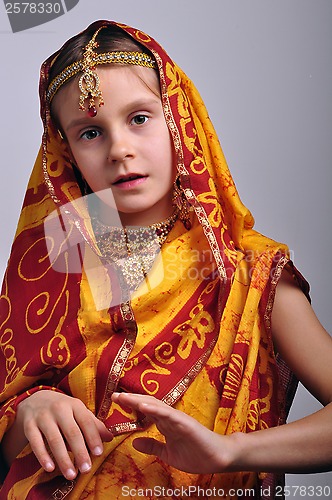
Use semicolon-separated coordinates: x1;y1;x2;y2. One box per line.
0;0;331;495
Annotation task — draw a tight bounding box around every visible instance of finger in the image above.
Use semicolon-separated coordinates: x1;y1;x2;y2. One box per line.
41;422;77;480
112;393;201;438
113;393;185;428
57;416;93;475
112;393;169;416
132;437;165;458
24;420;55;473
95;419;114;443
75;411;112;459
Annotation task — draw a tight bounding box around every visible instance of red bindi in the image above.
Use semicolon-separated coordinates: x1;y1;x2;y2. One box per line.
88;106;97;117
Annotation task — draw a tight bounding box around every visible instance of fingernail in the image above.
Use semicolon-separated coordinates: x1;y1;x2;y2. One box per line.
80;462;91;473
93;446;103;456
66;468;76;480
45;461;54;472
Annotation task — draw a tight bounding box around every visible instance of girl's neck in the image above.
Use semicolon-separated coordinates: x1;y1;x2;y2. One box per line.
97;197;175;228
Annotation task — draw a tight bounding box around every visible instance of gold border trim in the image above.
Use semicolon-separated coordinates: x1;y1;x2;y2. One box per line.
264;255;289;331
153;51;227;285
51;479;75;499
109;418;147;434
163;335;218;406
97;333;137;420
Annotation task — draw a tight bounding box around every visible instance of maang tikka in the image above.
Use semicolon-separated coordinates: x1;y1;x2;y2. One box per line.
78;27;105;117
47;26;157;117
172;175;192;230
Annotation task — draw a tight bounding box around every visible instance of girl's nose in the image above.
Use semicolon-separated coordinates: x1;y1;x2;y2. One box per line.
107;130;134;163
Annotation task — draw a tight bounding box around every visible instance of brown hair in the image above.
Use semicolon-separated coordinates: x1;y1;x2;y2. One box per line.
49;24;156;88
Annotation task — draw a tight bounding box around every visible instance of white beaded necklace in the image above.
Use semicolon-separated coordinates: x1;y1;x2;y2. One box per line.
91;211;178;291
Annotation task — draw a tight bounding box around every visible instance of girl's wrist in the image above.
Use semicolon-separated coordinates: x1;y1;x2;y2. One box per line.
211;431;248;474
227;432;246;472
219;431;254;474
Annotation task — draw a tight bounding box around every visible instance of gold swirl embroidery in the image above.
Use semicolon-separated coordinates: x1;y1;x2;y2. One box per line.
117;23;132;29
197;177;239;266
197;178;224;228
174;302;215;360
260;375;273;416
0;329;21;386
165;63;202;157
190;156;207;175
179;116;197;155
199;278;219;298
247;399;260;430
18;217;77;282
134;30;151;43
166;65;204;162
166;63;189;115
18;237;55;281
45;132;69;179
247;398;269;431
16;194;54;239
25;253;69;335
0;292;11;331
140;353;171;395
40;333;70;369
39;266;70;368
47;158;65;178
222;354;244;401
121;357;138;376
155;342;176;365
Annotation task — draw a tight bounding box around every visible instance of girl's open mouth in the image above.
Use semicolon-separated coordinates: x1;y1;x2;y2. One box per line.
112;174;147;189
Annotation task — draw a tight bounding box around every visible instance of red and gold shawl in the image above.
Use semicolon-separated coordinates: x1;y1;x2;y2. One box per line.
0;20;309;499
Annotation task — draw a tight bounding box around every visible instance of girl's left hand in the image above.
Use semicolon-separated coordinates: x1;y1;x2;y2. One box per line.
111;392;234;474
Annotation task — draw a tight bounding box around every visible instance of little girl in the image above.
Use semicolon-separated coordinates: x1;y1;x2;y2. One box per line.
0;20;331;500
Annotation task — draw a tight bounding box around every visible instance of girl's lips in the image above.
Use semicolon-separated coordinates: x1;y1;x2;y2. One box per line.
112;175;147;190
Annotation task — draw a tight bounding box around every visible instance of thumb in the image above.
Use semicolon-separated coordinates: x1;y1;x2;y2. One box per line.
133;437;165;458
95;419;114;442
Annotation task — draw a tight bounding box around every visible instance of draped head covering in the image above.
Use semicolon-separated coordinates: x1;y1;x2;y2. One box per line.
0;20;309;499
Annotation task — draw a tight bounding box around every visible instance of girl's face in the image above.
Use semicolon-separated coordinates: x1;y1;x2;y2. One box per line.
53;66;176;226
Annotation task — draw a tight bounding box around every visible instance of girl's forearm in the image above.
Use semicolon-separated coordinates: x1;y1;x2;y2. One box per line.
228;402;332;474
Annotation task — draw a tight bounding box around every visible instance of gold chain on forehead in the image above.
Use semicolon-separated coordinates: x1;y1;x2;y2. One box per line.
47;26;157;117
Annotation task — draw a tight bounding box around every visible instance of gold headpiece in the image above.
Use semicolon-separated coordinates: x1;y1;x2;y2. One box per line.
47;26;157;117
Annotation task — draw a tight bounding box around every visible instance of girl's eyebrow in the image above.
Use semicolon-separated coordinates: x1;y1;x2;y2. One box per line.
65;98;161;132
66;117;95;131
122;97;161;113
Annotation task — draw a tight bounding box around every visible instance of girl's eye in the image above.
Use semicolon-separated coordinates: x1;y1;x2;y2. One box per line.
80;129;101;140
131;114;148;126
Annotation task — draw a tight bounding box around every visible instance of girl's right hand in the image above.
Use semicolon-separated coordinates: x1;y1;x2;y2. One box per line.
3;390;113;480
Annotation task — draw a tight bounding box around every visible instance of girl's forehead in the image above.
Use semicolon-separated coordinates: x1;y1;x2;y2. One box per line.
53;65;160;108
97;65;161;94
52;65;161;122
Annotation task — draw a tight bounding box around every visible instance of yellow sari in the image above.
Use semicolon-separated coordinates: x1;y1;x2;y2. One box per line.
0;20;309;499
